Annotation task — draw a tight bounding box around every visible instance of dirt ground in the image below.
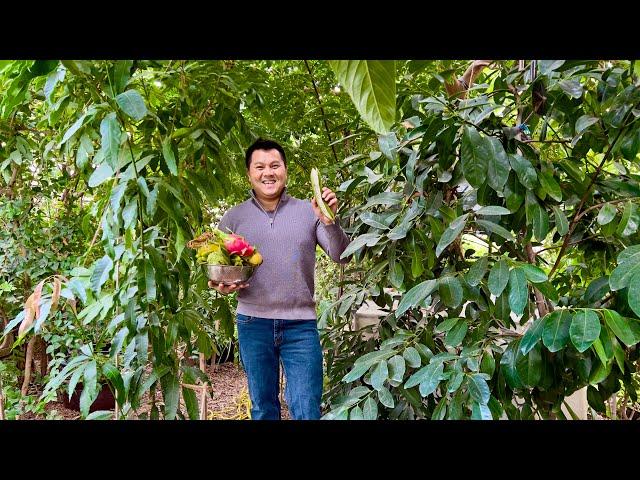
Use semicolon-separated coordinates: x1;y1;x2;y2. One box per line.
21;361;291;420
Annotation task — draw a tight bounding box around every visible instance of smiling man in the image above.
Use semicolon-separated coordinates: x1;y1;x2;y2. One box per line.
209;138;351;420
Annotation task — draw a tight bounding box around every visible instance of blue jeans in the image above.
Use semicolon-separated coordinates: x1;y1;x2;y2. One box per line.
236;314;323;420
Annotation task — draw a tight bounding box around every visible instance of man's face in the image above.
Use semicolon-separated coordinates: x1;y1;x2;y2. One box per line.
247;149;287;200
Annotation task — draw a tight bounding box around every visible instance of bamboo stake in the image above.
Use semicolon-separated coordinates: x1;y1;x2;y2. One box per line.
199;353;207;419
0;375;5;420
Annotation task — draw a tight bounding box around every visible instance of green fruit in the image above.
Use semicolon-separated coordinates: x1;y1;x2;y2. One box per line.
311;167;335;221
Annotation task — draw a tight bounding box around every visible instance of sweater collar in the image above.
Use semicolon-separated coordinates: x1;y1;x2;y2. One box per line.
249;187;290;209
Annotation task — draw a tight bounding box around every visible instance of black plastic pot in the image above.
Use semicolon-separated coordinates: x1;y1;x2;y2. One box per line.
59;383;115;412
214;342;235;364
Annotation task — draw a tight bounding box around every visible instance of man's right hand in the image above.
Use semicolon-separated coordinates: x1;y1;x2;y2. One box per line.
208;280;249;295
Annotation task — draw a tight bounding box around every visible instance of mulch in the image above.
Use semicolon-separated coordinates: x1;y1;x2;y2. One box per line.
20;361;291;420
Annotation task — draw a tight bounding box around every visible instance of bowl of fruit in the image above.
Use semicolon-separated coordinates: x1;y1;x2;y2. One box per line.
188;229;263;285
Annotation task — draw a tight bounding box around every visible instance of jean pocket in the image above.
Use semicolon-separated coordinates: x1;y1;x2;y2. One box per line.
236;314;254;324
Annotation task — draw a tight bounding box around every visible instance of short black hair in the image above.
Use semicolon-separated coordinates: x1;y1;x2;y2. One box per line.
245;138;287;169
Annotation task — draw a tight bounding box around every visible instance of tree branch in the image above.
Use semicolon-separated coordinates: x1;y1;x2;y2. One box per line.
303;60;340;164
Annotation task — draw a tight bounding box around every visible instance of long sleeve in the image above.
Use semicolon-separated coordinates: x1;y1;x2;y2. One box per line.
316;220;351;264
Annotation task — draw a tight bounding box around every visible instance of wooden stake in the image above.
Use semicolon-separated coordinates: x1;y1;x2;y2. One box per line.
199;353;207;419
0;375;5;420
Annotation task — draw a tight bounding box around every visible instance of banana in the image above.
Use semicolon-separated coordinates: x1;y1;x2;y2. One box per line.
311;167;335;221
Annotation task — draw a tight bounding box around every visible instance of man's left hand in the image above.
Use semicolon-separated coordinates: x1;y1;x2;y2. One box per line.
311;187;338;225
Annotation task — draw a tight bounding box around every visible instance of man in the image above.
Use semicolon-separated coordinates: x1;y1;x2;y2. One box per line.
209;138;350;420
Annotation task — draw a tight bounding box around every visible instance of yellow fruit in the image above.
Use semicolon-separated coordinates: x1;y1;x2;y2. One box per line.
248;252;263;266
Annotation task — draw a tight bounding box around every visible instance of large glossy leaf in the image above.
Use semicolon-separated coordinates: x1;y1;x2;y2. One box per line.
445;319;468;347
387;355;406;383
329;60;396;135
520;317;545;355
538;170;562;202
597;203;618;225
500;340;523;389
486;136;510;192
371;360;389;391
405;362;442;389
516;342;542;388
542;310;572;352
161;372;180;420
362;396;378;419
90;255;113;294
161;137;178;176
403;347;421;368
341;233;381;259
508;154;537;189
466;255;488;286
508;267;528;316
377;386;395;409
603;309;640;347
99;112;121;170
488;259;510;297
460;126;489;188
115;89;147;121
552;206;569;235
476;206;511;216
468;374;490;405
395;279;437;318
570;309;601;353
439;276;463;308
520;264;548;283
88;163;114;188
609;260;640;291
417;363;444;397
475;219;514;241
436;214;468;257
526;192;549;241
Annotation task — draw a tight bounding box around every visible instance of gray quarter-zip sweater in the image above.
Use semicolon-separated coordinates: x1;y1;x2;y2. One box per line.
218;189;351;320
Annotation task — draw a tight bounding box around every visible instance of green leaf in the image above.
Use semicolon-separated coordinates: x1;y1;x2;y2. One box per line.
115;89;147;121
341;233;381;259
575;115;599;135
597;203;618;225
471;402;493;420
143;258;156;302
371;360;389;391
378;386;395;409
559;79;583;98
584;276;611;303
603;309;640;347
534;281;559;302
618;245;640;263
436;214;468;257
468;374;490;405
445;319;468;347
90;255;113;294
629;272;640;317
362;396;378;419
508;267;528;316
175;224;186;261
349;406;364;420
466;256;488;286
542;310;572;352
418;363;444;397
508;154;537;189
403;347;421;368
610;260;640;291
162;137;178;176
520;317;546;355
387;355;406;383
161;372;180;420
516;342;542;388
526;192;549;241
405;362;442;390
432;397;448;420
460;126;488;188
342;362;370;383
439;276;463;308
102;362;125;405
436;317;461;333
476;206;511;216
500;340;523;389
99;112;121;170
486;136;510;192
447;370;465;392
552;206;569;235
570;309;601;353
520;264;548;283
475;219;515;241
88;163;114;188
488;259;510;297
329;60;396;135
395;279;437;318
86;410;113;420
538;170;562;202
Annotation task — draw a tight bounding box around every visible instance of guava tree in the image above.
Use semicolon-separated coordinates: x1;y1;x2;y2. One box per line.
322;60;640;419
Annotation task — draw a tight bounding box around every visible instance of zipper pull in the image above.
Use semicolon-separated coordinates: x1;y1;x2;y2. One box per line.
270;218;273;228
